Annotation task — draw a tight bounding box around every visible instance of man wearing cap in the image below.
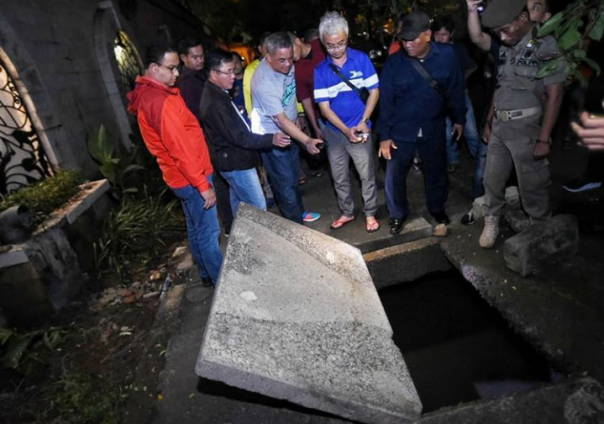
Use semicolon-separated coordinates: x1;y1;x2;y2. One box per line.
468;0;565;249
378;11;466;235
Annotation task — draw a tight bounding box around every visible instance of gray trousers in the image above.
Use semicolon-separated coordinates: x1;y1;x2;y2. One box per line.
324;126;378;217
483;115;551;220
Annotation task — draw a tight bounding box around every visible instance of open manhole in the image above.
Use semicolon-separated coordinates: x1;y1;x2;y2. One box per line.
379;271;553;412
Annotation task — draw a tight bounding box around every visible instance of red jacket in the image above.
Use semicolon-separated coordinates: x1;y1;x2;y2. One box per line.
127;76;213;193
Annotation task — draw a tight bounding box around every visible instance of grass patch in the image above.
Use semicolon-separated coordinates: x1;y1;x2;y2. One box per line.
48;372;128;424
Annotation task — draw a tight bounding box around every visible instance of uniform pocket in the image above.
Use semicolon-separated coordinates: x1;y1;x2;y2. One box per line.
520;156;551;191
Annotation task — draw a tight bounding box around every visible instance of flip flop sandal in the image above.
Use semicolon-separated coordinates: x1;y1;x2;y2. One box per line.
366;219;380;233
330;216;355;230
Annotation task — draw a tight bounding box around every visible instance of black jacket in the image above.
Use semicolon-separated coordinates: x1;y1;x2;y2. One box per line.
200;81;273;171
178;67;206;123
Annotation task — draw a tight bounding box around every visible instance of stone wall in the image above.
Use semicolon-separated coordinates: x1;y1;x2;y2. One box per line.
0;0;212;179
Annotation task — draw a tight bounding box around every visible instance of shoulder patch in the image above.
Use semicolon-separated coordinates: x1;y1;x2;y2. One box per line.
536;35;562;61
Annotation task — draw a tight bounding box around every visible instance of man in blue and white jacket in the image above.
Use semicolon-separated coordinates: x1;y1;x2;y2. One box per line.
314;11;381;233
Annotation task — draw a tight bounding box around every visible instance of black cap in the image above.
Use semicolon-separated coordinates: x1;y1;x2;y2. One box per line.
481;0;527;29
399;11;431;41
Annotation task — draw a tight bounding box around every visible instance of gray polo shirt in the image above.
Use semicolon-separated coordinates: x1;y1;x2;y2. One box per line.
250;58;298;135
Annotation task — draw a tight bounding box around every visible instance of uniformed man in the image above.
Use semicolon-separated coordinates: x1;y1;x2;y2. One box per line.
468;0;565;249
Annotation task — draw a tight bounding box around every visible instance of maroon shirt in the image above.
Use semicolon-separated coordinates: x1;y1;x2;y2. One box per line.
294;38;326;102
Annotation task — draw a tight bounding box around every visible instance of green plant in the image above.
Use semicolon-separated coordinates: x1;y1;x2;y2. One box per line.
48;372;128;424
0;169;82;226
537;0;604;80
0;327;68;376
87;125;144;195
94;187;185;276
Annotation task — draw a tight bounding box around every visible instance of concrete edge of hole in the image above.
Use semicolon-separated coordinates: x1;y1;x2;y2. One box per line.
364;237;453;290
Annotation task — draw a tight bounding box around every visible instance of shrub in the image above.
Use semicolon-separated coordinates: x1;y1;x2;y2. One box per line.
94;187;185;276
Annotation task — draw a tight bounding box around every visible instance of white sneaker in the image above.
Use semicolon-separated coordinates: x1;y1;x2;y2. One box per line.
479;215;500;249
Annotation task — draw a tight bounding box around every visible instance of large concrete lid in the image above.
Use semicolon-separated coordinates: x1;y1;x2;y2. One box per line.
196;204;422;423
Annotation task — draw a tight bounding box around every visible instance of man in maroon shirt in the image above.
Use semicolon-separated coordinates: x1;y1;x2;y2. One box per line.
293;34;326;140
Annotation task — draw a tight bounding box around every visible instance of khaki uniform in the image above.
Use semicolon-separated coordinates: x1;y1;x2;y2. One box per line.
484;31;565;220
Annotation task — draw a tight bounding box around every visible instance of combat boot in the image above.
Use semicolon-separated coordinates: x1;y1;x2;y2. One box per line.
479;215;499;249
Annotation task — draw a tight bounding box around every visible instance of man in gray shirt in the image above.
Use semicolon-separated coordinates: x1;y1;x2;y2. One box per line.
251;32;323;224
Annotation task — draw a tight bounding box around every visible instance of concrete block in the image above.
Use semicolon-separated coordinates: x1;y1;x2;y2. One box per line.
472;196;486;219
503;215;579;277
473;188;520;221
197;204;422;424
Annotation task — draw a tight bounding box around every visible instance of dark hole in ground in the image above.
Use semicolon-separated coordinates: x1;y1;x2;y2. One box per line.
379;271;554;413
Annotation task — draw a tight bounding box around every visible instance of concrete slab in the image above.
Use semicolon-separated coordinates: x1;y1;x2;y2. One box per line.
420;377;604;424
196;204;422;424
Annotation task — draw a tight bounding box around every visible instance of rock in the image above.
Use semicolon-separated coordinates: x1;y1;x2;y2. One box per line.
172;246;187;258
176;254;194;271
123;294;137;304
196;204;422;424
142;291;160;299
433;223;448;237
503;214;579;277
117;288;132;297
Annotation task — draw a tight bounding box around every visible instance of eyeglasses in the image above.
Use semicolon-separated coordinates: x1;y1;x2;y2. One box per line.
325;40;347;52
156;63;179;73
213;69;236;76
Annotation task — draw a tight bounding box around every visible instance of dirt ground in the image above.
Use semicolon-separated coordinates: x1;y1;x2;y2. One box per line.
0;240;189;424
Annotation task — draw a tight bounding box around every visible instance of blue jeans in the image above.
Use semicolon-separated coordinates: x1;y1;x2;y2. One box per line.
261;144;303;224
445;90;486;199
446;91;480;165
220;168;267;214
386;133;449;220
171;178;223;284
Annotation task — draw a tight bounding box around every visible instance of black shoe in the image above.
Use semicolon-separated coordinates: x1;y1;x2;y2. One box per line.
202;277;214;287
389;218;405;235
460;210;475;225
431;212;450;225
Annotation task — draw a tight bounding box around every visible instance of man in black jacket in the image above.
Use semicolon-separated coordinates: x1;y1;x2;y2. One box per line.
200;49;291;213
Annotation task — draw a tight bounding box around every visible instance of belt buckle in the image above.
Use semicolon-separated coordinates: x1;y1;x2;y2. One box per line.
497;110;509;122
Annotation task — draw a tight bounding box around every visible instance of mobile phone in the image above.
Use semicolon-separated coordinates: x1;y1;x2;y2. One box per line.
316;142;324;150
476;2;485;13
584;96;604;118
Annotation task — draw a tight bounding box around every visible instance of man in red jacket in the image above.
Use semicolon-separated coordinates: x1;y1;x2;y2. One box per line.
127;45;222;287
